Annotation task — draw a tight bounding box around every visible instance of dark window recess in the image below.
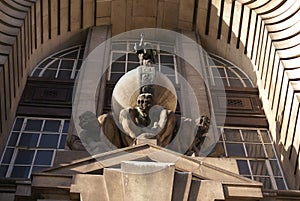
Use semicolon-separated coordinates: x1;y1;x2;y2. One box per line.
227;99;243;107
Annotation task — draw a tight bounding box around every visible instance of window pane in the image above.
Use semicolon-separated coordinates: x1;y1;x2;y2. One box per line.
127;63;139;71
275;178;286;190
253;176;273;189
11;166;31;178
161;65;175;75
225;143;246;157
245;144;265;158
76;60;82;70
217;68;226;77
2;148;14;164
43;69;57;78
43;120;61;132
242;130;261;142
128;53;139;62
110;73;124;81
34;150;53;165
25;119;43;131
223;129;242;142
63;120;69;133
19;133;39;147
39;134;59;148
270;160;282;176
237;160;250;175
265;144;276;159
8;132;19;146
111;62;125;72
228;78;243;87
15;150;35;165
0;165;8;177
60;60;74;70
112;53;126;61
57;70;72;79
160;55;173;63
59;135;67;149
250;160;268;176
13;118;24;131
260;130;271;143
112;43;126;51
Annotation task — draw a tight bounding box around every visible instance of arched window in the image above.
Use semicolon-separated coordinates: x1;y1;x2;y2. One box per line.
31;45;85;80
206;53;254;87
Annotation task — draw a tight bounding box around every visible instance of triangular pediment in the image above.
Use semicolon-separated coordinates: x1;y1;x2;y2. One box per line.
40;143;259;185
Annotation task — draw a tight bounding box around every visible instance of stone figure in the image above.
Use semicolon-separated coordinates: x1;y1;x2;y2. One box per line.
68;34;210;156
134;33;156;65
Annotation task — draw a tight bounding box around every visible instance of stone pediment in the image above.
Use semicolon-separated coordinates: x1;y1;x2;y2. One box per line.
21;143;263;201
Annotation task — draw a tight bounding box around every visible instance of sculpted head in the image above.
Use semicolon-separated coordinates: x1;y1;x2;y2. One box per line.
137;93;154;113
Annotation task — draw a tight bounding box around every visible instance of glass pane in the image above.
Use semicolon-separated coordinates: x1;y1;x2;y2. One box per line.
228;78;243;87
260;130;271;143
223;129;242;142
242;130;261;142
32;68;42;77
39;134;59;148
47;60;60;69
64;51;78;59
0;165;8;177
11;166;31;178
110;73;124;81
43;69;57;78
34;150;53;165
270;160;282;176
57;70;72;79
250;160;268;176
225;143;246;157
13;118;24;131
160;45;174;53
76;60;83;70
264;144;276;159
237;160;251;175
63;120;70;133
112;52;126;61
112;43;127;51
2;148;14;164
25;119;43;131
167;76;176;84
275;178;286;190
43;120;61;132
8;132;19;146
161;65;175;75
226;68;236;77
19;133;39;147
60;60;74;70
245;143;265;158
15;150;35;165
128;53;139;62
212;67;220;77
111;62;125;72
160;55;173;64
217;68;226;77
127;63;139;71
253;176;273;189
59;135;67;149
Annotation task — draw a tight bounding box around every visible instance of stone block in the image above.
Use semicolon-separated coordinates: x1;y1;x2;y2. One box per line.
224;185;263;199
198;180;225;201
83;0;95;28
71;0;81;30
178;20;193;30
121;161;175;201
157;1;164;27
179;0;194;22
70;174;108;201
104;168;124;201
133;17;156;29
133;0;157;17
96;0;111;17
163;2;179;29
111;0;126;35
96;17;111;26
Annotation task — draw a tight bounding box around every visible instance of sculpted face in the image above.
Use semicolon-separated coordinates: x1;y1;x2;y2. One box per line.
137;93;154;112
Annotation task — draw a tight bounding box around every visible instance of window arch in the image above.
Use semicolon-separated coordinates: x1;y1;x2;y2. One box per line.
30;45;85;80
206;53;254;87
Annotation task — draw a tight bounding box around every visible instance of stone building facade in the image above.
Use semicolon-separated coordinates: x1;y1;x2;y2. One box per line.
0;0;300;200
